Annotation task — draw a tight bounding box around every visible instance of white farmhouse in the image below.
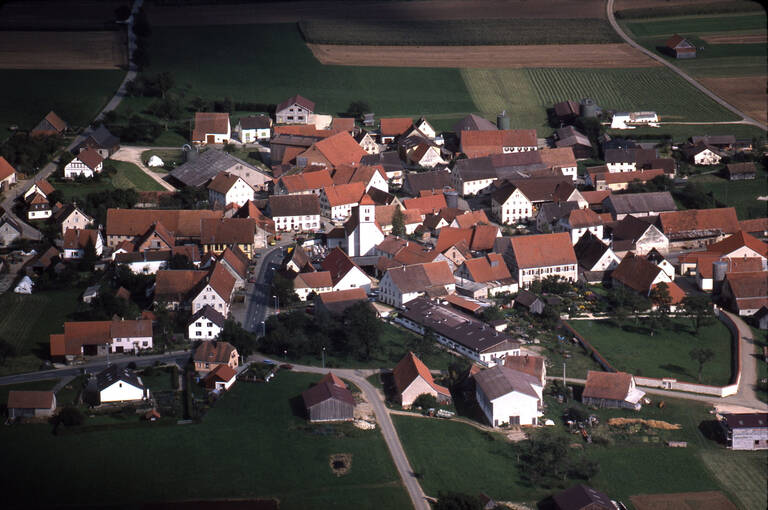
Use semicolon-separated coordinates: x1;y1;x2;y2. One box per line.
474;365;543;427
269;194;322;232
275;94;315;124
392;352;451;408
491;184;533;225
93;365;150;404
207;171;255;208
188;305;227;340
64;148;103;179
236;115;271;142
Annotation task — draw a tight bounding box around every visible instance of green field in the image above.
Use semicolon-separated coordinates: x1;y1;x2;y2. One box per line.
0;287;85;375
568;319;733;386
0;372;410;509
299;18;621;46
615;1;763;20
392;394;759;509
626;14;766;38
118;23;476;120
605;123;766;143
688;165;768;219
108;160;165;191
0;70;125;141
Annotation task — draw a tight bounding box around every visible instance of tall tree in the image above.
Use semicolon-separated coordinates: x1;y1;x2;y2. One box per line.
689;347;715;383
391;207;406;237
682;295;714;333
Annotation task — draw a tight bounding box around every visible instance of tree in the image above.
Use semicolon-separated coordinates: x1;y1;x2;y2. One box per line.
0;338;16;364
346;100;370;120
149;95;183;130
412;393;438;410
410;329;438;358
391;207;406;237
344;302;381;361
480;305;504;323
648;282;673;335
271;273;298;307
219;320;259;358
434;492;483;510
155;72;175;99
682;295;714;333
58;406;83;427
689;347;715;383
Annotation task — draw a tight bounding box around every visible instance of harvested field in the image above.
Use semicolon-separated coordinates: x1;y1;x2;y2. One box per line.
700;75;767;124
148;0;607;26
0;31;126;70
631;491;739;510
309;43;659;69
701;33;768;44
0;0;124;30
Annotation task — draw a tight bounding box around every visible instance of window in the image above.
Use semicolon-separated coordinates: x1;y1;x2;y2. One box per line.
196;331;201;337
207;322;212;327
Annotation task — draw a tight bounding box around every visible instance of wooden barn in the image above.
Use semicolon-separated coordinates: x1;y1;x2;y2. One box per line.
665;34;696;59
725;162;757;181
302;374;355;422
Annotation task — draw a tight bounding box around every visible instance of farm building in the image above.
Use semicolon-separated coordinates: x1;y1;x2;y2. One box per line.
513;290;545;315
681;143;722;165
75;124;120;159
719;413;768;450
6;391;56;419
64;148;103;179
474;364;543;427
88;365;150;404
236;115;271;142
191;112;231;145
30;110;67;136
0;156;18;190
553;100;580;124
393;352;451;408
554;126;592;159
302;376;355;422
725;162;756;181
203;364;238;391
276;94;315;125
551;484;617;510
665;34;696;59
582;371;645;410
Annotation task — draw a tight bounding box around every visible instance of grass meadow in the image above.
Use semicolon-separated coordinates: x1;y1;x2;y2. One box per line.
0;70;125;141
568;319;733;386
688;164;768;220
0;372;409;509
625;14;766;38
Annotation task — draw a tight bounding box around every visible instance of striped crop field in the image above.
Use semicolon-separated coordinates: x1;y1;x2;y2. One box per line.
461;67;740;126
699;449;768;510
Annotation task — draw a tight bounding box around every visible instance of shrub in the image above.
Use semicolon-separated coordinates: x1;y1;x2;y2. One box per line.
58;406;83;427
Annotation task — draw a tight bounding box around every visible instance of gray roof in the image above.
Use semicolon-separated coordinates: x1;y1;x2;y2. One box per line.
474;365;540;401
452;114;497;134
536;201;579;225
169;149;266;188
453;156;497;181
604;191;676;215
608;214;657;241
95;365;145;392
239;115;271;130
361;151;404;173
552;484;615;510
302;380;355;408
189;304;227;329
84;124;119;148
404;169;453;195
574;231;611;269
555;126;591;148
115;250;173;264
691;135;735;146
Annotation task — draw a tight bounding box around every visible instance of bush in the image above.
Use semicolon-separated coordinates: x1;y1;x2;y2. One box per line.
171;365;179;389
412;393;438;410
58;406;83;427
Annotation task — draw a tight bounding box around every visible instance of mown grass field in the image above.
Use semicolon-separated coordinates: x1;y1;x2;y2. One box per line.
108;160;165;191
117;23;476;120
0;287;84;375
568;319;733;386
299;18;621;46
625;14;766;38
688;164;768;220
393;395;759;509
0;69;124;141
614;0;763;20
0;372;410;509
604;123;767;143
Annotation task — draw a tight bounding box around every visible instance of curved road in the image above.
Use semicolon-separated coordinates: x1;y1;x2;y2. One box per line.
248;354;431;510
606;0;767;131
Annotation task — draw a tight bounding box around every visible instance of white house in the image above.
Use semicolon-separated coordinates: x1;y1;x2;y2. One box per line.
491;185;533;225
276;94;315;124
110;319;154;353
321;247;373;292
0;215;21;246
684;144;722;165
269;195;322;233
321;182;365;221
293;271;334;301
188;305;227;340
62;228;104;260
207;171;255;208
94;365;150;404
114;251;171;275
55;204;94;235
406;142;446;169
559;208;603;245
0;156;17;191
355;131;379;155
64;148;103;179
27;193;52;220
501;233;578;288
192;112;230;144
236;115;271;142
345;195;385;257
190;263;235;316
203;364;238;391
23;179;55;201
474;365;543;427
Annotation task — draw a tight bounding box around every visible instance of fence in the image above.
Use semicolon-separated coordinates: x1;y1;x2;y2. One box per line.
563;306;742;398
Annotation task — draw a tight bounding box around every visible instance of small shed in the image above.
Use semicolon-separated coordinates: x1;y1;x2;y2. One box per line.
7;390;57;419
203;364;237;391
13;275;34;294
665;34;696;59
514;289;545;315
82;284;100;303
719;412;768;450
302;380;355;422
725;162;757;181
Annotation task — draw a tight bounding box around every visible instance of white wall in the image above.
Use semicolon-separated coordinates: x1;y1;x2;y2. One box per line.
100;380;147;403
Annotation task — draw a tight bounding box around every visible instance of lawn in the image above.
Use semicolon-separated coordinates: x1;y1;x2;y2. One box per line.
117;23;477;120
567;318;733;386
108;160;165;191
141;148;185;172
625;14;766;38
299;18;621;45
0;286;85;375
282;321;458;371
53;178;116;202
0;69;125;141
0;372;410;509
604;123;767;143
688;165;768;220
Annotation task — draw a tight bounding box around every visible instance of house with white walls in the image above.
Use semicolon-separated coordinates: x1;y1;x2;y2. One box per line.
474;364;543;427
187;305;227;340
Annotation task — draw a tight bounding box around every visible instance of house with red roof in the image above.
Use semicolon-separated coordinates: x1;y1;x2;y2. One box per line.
302;375;355;422
193;341;239;374
275;94;315;125
191;112;231;144
190;262;236;315
315;287;371;315
0;156;17;191
455;253;518;297
294;270;333;301
297;131;367;170
320;181;366;220
7;390;57;419
498;232;577;288
23;178;55;201
203;364;238;391
207;171;255;208
559;208;604;245
62;228;103;260
460;129;538;158
50;319;153;361
64;148;103;179
379;118;413;144
658;207;740;249
321;247;372;292
30;110;67;137
379;260;455;308
582;371;645;410
393;352;451;408
721;271;768;316
612;252;672;296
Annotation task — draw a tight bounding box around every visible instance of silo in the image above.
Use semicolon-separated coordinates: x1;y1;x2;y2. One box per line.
183;144;198;162
444;190;459;209
713;260;728;290
497;110;510;130
580;98;597;118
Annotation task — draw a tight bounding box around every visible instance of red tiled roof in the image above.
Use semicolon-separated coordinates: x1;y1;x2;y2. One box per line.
654;281;686;305
207;171;251;194
724;271;768;299
279;169;334;193
707;231;768;258
659;208;739;238
330;117;355;132
207;262;236;301
311;131;367;168
380;118;413;136
583;371;633;401
63;228;100;250
443;294;484;313
738;218;768;236
317;287;368;304
435;227;473;254
462;253;512;283
568;208;602;228
321;247;367;286
295;270;333;289
75;148;104;170
204;364;237;384
538;147;576;168
470;224;500;251
612;252;663;293
234;201;275;234
219;246;249;279
461;129;537;158
0;156;16;181
581;190;612;205
155;270;208;300
192;112;230;141
319;372;348;389
453;210;489;229
503;355;545;381
403;194;447;214
324;182;366;207
509;233;577;269
393;352;450;397
106;209;223;238
194;341;237;364
277;94;315;113
7;390;55;409
200;218;255;245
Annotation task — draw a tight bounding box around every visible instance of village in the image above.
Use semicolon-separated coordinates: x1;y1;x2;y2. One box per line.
1;87;766;510
0;0;766;507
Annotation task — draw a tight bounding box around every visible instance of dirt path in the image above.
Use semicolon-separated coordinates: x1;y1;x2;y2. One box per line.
606;0;767;131
111;146;177;192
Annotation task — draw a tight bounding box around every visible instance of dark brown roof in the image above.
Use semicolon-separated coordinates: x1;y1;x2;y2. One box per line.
552;484;615;510
612;252;663;293
302;380;355;409
720;412;768;429
106;209;223;238
239;115;271;130
321;247;366;286
393;352;450;397
583;371;634;401
726;162;757;176
193;341;237;364
269;194;321;217
207;171;251;194
277;94;315;113
200;218;255;245
75;148;104;170
155;270;208;301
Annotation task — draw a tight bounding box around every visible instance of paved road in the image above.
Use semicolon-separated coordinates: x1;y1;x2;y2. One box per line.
606;0;767;131
0;0;144;241
0;351;190;386
248;354;431;510
243;246;286;333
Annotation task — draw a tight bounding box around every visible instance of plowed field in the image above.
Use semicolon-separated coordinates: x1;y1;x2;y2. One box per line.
699;75;768;124
309;43;659;68
0;31;126;69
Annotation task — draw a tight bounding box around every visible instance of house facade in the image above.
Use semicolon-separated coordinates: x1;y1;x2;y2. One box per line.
474;365;543;427
64;148;103;179
276;94;315;124
207;172;255;208
269;194;322;232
